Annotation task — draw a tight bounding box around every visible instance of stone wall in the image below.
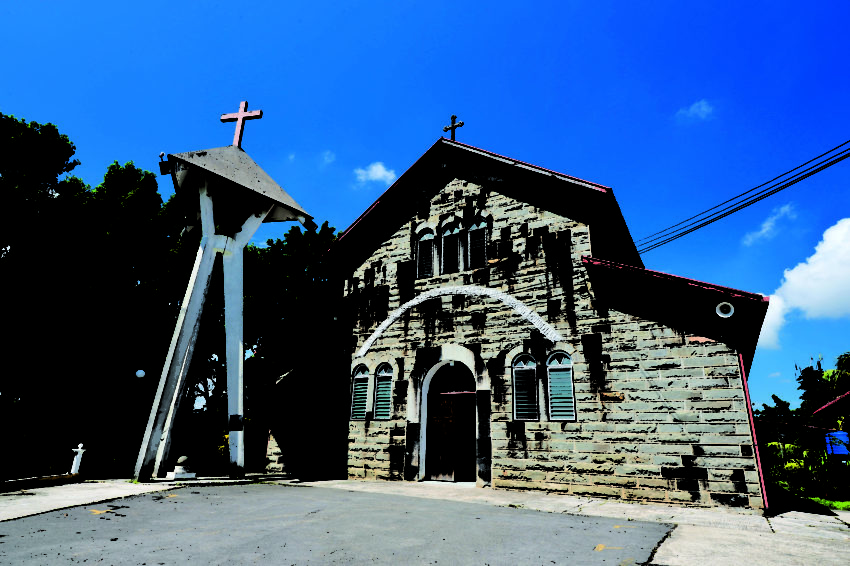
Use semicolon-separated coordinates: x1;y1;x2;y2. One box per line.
343;178;763;509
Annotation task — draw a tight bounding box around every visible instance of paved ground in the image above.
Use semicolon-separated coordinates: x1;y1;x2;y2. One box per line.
0;483;669;565
1;478;848;565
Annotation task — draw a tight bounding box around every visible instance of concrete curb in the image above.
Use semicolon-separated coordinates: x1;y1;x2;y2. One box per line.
1;474;83;493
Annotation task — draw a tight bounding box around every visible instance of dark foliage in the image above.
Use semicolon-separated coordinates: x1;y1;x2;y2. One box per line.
754;352;850;501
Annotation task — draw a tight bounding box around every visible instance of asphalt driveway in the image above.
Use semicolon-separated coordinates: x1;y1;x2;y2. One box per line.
0;483;671;565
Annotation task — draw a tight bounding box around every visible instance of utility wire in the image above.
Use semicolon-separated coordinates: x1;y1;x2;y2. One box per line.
637;148;850;254
635;139;850;245
638;145;850;250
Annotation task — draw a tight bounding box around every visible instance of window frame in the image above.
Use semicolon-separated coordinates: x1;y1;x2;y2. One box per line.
416;231;435;279
350;365;370;420
441;223;463;275
467;218;488;270
512;354;539;421
547;352;576;421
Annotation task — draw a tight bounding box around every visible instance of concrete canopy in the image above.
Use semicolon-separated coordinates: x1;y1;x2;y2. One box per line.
168;145;312;229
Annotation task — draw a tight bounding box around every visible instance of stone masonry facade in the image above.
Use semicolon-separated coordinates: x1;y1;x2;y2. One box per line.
344;177;764;509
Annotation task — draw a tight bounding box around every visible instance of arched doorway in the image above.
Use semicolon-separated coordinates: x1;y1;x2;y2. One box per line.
425;363;476;482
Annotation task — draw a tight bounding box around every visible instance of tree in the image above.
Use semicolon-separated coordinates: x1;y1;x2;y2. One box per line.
754;352;850;501
0;113;179;479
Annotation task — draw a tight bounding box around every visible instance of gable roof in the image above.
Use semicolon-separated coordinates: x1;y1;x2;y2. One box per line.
582;256;770;374
334;138;642;271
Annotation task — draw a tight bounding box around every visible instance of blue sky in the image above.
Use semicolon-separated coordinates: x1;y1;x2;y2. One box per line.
3;1;849;409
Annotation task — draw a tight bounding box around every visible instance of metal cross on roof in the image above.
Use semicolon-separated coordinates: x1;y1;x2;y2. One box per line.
442;114;464;141
220;101;263;148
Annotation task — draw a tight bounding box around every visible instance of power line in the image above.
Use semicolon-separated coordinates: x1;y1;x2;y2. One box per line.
635;140;850;254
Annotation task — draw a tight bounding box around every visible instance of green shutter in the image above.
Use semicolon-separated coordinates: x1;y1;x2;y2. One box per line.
374;377;392;419
351;378;368;420
549;368;575;420
514;367;538;420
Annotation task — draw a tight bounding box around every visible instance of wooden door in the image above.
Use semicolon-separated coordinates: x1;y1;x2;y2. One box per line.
427;391;476;481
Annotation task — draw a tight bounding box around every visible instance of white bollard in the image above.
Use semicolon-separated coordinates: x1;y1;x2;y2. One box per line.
70;443;86;474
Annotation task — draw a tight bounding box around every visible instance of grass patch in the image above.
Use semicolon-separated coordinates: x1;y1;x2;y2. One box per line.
808;497;850;511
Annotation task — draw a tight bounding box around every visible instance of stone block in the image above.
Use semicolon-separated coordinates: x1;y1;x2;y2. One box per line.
615;423;658;434
638;444;694;455
700;412;747;423
688;400;734;411
615;464;662;476
671;412;700;422
570;484;621;498
693;457;756;469
684;423;737;434
639;359;682;371
634;413;672;423
656;424;686;433
652;455;683;466
657;368;705;379
702;388;744;400
695;445;744;457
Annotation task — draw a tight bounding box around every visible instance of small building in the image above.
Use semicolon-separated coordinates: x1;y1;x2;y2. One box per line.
333;138;770;509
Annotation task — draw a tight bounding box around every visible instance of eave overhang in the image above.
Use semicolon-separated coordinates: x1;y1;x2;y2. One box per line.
582;256;770;374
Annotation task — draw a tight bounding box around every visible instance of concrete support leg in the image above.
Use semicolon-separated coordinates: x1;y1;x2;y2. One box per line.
134;235;217;481
222;209;269;479
222;245;245;477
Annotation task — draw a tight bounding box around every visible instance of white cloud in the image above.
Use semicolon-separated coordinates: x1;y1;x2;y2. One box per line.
676;99;714;121
758;218;850;349
742;204;796;246
322;150;336;164
288;153;295;162
758;293;786;349
354;162;396;186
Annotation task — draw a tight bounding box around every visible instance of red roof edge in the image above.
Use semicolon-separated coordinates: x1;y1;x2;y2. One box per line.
738;354;769;511
442;138;610;192
582;256;770;303
813;389;850;415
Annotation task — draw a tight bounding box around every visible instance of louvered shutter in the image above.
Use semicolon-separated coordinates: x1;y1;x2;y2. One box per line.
350;378;368;420
374;377;392;419
513;367;538;420
548;353;575;421
549;368;575;420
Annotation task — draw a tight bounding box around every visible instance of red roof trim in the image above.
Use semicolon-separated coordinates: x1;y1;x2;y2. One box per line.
739;353;769;510
442;138;610;192
582;256;770;303
813;389;850;415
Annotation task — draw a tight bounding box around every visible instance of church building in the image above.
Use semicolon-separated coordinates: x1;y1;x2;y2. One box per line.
332;137;770;509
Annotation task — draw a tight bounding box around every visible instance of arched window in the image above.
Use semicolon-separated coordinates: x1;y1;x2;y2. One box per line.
547;352;575;421
417;231;434;279
512;355;538;421
468;219;488;269
441;224;463;274
373;363;393;420
350;365;369;420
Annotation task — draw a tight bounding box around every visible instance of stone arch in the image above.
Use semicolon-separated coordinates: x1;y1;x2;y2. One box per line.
417;343;479;481
356;285;564;358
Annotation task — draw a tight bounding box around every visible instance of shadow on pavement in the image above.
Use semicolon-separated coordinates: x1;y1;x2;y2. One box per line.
765;484;836;517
